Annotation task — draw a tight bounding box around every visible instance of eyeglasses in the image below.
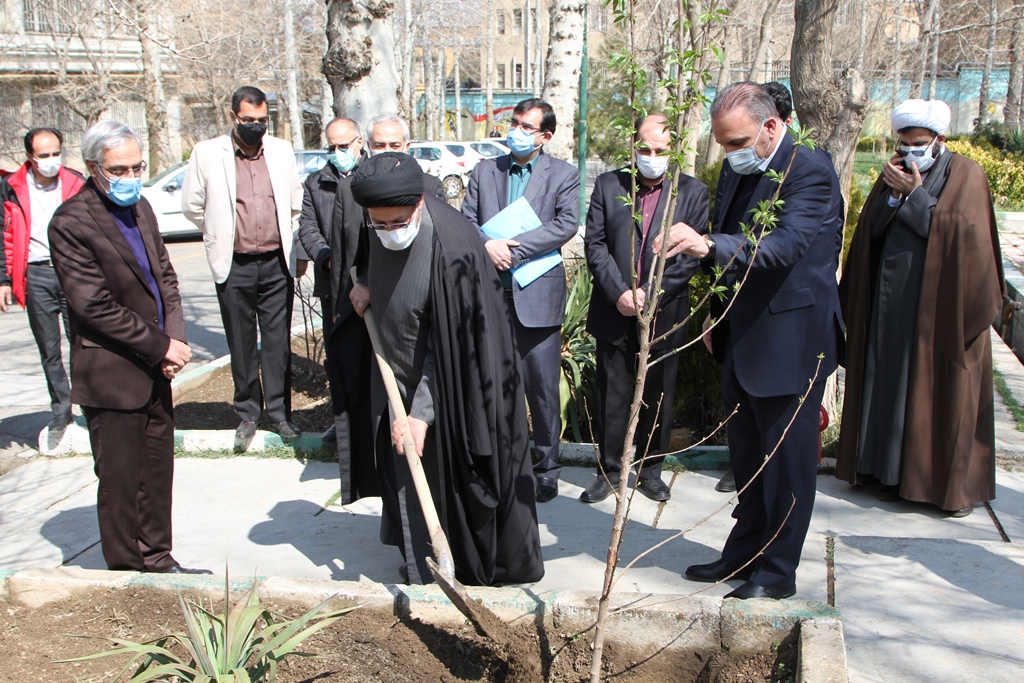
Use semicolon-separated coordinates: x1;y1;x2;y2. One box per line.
367;208;416;231
99;161;147;179
895;142;934;157
367;219;413;231
326;137;360;153
509;119;541;134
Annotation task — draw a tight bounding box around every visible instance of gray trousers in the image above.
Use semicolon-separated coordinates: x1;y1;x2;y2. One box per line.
505;293;563;479
26;263;71;417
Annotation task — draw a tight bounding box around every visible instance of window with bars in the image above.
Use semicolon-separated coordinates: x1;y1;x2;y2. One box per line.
497;64;506;89
23;0;83;34
497;11;506;35
513;9;522;35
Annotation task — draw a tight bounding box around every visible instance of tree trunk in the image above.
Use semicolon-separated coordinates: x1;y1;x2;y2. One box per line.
284;0;303;148
791;0;868;422
485;0;495;134
454;50;462;139
1008;17;1024;130
700;31;730;168
747;0;782;82
540;1;586;161
436;48;446;140
320;79;334;147
909;0;935;99
423;41;437;139
977;0;997;124
323;0;400;126
927;6;940;100
401;0;415;119
130;1;173;175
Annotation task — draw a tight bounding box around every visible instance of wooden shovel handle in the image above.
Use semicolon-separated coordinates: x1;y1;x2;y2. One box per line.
361;303;456;578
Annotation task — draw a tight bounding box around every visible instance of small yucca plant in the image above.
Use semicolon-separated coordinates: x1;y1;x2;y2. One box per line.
62;574;357;682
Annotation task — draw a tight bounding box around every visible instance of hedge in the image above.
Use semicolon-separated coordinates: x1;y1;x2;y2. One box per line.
945;139;1024;210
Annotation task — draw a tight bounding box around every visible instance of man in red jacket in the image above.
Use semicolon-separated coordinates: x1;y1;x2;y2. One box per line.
0;128;85;433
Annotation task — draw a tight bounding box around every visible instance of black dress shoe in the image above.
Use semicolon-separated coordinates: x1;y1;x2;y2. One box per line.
580;477;615;503
684;558;753;583
950;504;975;518
47;412;73;433
321;424;338;444
164;566;214;575
724;580;796;600
715;468;737;492
536;476;559;503
270;421;302;439
637;477;671;502
235;421;258;452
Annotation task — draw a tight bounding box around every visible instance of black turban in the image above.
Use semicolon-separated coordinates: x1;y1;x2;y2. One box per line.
349;152;424;207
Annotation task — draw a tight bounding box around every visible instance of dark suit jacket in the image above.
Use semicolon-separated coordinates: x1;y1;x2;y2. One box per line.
48;180;186;411
298;162;344;299
462;152;580;328
585;168;709;349
710;132;844;397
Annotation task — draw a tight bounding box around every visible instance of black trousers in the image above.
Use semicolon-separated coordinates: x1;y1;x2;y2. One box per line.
327;314;376;501
216;251;294;423
26;263;71;417
505;295;563;479
83;380;177;572
594;331;679;483
719;351;826;589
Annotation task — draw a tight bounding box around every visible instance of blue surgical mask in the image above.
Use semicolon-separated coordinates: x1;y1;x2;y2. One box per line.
330;149;356;173
506;127;539;157
105;177;142;207
725;119;769;175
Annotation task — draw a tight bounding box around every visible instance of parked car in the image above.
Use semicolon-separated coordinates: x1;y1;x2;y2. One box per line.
408;142;471;199
294;149;329;180
142;150;330;238
442;143;485;173
141;162;199;238
469;139;511;160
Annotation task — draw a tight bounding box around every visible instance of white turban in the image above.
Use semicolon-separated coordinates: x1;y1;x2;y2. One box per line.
891;99;951;135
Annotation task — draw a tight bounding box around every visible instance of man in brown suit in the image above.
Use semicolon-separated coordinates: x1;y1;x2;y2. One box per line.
48;121;209;574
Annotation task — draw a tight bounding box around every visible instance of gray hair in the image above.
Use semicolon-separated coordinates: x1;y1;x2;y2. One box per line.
710;82;779;124
80;120;142;164
366;114;410;142
325;117;361;138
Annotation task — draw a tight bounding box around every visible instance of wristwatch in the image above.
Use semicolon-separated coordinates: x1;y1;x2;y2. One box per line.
702;234;717;261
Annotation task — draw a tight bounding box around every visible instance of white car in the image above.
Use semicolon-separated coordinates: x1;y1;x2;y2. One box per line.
408;142;472;199
141;163;199;239
469;139;511;159
443;143;486;174
142;151;331;239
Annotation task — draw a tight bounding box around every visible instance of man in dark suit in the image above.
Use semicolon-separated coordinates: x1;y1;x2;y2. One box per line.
462;98;580;503
582;114;709;503
655;82;844;599
48;121;208;575
299;117;379;504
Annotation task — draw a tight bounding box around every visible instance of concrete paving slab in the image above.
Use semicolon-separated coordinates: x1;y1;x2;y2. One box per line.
811;475;1004;542
0;456;96;512
835;536;1024;683
990;469;1024;544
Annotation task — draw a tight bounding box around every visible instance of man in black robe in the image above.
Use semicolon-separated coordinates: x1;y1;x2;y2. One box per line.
348;152;544;586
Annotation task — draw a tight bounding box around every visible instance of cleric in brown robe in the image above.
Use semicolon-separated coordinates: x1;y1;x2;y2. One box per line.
836;99;1004;517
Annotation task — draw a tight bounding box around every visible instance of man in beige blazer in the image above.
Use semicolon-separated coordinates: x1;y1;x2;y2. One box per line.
182;86;304;450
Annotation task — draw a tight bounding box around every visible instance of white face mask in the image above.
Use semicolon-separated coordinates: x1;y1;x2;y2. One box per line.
34;157;61;178
373;211;421;251
897;139;941;173
636;153;669;180
725;119;769;175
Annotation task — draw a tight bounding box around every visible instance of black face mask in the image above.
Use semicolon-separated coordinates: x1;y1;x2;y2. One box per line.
235;121;267;147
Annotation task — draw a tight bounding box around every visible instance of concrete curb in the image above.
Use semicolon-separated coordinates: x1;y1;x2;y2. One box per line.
0;565;847;678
